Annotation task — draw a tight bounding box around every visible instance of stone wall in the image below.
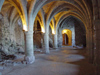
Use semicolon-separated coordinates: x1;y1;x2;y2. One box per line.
75;21;86;47
57;18;86;47
33;25;53;49
0;13;25;56
15;22;24;46
33;32;43;48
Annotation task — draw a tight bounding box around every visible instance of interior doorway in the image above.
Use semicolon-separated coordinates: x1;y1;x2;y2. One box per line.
62;29;72;46
62;34;68;45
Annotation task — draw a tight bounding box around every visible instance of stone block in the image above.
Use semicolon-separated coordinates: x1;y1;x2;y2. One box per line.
13;62;19;66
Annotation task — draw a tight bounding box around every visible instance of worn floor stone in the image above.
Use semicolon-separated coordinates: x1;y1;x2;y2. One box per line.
1;46;95;75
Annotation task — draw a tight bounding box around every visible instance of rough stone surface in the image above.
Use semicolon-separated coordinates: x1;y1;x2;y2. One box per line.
0;13;25;61
75;21;86;47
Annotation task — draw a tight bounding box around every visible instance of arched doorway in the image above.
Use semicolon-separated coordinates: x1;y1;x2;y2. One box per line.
62;29;72;46
62;34;68;45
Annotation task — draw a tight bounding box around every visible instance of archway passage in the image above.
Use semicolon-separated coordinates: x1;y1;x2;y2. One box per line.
62;29;72;46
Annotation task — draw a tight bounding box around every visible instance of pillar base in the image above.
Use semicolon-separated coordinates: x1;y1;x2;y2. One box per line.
72;45;76;47
25;55;35;64
45;48;50;54
54;47;58;49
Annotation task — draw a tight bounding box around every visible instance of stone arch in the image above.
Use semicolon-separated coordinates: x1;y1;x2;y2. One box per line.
35;9;45;33
57;16;86;47
28;0;91;32
38;0;93;54
2;0;28;31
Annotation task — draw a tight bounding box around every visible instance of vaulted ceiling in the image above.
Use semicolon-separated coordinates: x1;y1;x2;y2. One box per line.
0;0;93;32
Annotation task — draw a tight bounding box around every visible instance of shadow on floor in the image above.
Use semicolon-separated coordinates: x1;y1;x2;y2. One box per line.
41;47;96;75
62;47;95;75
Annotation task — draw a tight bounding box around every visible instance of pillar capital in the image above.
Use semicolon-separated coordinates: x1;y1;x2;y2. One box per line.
25;31;34;35
44;32;49;35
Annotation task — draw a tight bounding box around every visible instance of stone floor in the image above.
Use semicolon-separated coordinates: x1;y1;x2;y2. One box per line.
1;46;95;75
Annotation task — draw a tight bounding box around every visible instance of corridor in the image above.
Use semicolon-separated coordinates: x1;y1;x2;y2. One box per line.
2;46;95;75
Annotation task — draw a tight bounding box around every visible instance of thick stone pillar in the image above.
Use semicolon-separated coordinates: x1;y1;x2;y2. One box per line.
59;29;63;47
72;34;75;46
25;31;35;64
94;20;100;75
87;29;94;63
72;26;75;46
53;34;58;48
44;32;50;54
86;31;89;50
94;20;100;64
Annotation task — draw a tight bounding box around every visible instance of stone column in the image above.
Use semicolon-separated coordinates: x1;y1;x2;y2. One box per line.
44;32;50;54
25;31;35;64
60;29;63;47
53;34;58;48
87;29;94;63
72;26;75;46
94;20;100;75
86;30;89;50
94;20;100;64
